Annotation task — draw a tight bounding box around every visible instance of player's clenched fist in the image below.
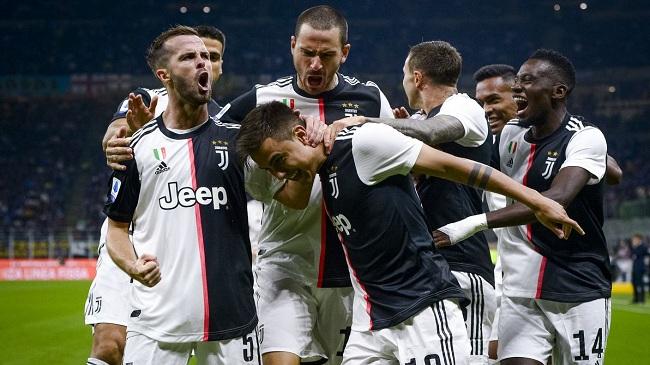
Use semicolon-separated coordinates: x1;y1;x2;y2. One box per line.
128;253;161;287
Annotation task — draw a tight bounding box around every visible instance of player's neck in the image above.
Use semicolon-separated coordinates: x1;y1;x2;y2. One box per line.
421;85;457;114
530;105;567;139
163;99;209;130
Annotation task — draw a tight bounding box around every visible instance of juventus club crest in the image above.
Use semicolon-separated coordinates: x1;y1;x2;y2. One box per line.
542;150;559;180
328;165;339;199
212;140;230;171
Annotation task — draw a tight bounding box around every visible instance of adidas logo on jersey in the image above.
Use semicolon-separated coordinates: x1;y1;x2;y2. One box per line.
155;161;170;175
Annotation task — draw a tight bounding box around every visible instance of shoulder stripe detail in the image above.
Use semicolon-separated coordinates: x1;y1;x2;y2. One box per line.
130;124;159;147
151;87;168;96
130;119;158;140
335;126;359;141
566;117;585;132
212;118;241;129
364;80;379;89
342;75;360;85
255;76;293;89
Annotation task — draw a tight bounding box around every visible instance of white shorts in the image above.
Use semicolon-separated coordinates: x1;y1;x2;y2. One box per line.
123;329;261;365
254;274;353;363
452;271;496;364
343;300;470;365
498;296;611;364
84;247;131;327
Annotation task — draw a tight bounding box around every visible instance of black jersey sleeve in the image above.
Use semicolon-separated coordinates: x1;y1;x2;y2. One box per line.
110;88;152;122
103;158;141;222
216;88;257;124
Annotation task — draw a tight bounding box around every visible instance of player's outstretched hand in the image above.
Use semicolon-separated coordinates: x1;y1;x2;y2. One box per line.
105;126;133;171
130;253;161;287
303;115;327;147
323;116;366;153
392;106;410;118
126;93;156;132
533;197;585;239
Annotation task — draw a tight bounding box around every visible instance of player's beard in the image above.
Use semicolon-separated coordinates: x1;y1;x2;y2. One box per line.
170;71;211;107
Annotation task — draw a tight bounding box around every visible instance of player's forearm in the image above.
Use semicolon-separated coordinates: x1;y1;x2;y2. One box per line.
365;115;464;146
273;177;314;210
106;219;138;276
102;118;130;152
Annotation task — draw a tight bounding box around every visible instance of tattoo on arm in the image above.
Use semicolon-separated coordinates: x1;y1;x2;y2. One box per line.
467;163;492;190
366;115;465;146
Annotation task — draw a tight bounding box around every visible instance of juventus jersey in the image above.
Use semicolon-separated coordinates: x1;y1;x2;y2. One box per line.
414;94;495;285
111;87;222;122
320;123;466;331
221;73;393;287
497;113;611;302
104;116;256;342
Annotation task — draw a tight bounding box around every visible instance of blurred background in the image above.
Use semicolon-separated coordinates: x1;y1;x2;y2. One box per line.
0;0;649;281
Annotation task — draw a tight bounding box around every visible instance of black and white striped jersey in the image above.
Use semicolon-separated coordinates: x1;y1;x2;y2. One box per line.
497;113;611;302
414;94;496;286
320;123;466;331
221;73;393;288
104;115;256;342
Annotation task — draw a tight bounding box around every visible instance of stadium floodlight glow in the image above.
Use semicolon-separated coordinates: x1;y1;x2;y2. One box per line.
203;6;210;13
180;6;187;13
553;4;561;11
580;2;588;10
608;86;616;93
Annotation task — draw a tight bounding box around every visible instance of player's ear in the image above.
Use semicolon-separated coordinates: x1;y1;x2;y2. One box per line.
290;36;297;53
340;43;351;64
293;125;310;146
553;83;568;100
414;71;424;89
156;68;170;84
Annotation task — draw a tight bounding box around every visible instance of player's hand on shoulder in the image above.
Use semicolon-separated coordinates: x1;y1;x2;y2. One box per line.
127;93;156;132
105;126;133;171
129;253;161;287
302;114;327;147
323;116;366;153
392;106;410;118
533;197;585;240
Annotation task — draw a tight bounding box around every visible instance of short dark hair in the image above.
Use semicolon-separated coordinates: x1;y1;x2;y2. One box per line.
146;25;198;75
236;102;304;163
295;5;348;46
408;41;462;87
528;48;576;95
194;25;226;53
473;64;516;83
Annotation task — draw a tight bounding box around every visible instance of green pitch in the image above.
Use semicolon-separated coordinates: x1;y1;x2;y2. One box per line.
1;281;649;364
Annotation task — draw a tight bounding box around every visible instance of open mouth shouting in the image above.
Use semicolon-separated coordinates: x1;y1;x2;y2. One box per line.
513;94;528;118
198;71;210;94
305;73;325;90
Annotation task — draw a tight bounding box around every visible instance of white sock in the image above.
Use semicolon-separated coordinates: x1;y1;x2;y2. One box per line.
487;359;499;365
87;358;110;365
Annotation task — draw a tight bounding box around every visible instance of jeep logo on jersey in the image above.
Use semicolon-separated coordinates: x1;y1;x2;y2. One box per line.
328;172;339;199
212;140;229;170
331;213;352;235
542;151;559;180
159;182;228;210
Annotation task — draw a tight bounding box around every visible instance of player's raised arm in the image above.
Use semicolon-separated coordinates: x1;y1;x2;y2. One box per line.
411;144;584;240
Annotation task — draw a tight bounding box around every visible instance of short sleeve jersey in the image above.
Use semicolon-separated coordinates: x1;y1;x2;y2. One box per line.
221;73;393;287
497;114;611;302
320;123;465;331
104;116;256;342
